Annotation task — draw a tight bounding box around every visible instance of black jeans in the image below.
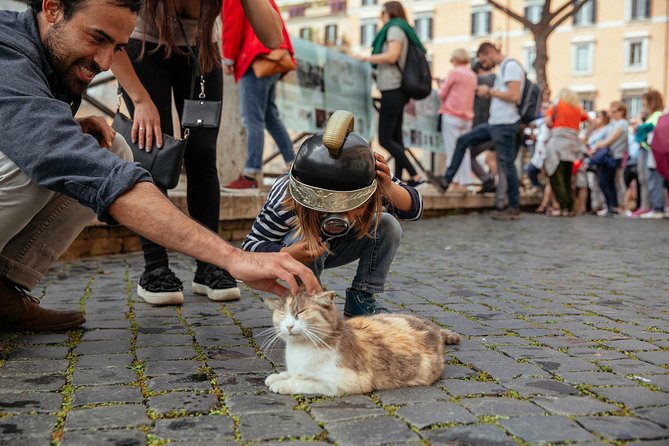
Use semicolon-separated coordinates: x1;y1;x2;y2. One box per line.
122;40;223;273
598;160;621;210
550;161;573;211
378;88;417;179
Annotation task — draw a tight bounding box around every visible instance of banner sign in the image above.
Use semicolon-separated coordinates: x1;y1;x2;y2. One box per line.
275;38;374;139
401;91;445;153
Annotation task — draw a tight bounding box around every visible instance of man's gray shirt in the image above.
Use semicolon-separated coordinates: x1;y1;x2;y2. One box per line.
0;9;152;223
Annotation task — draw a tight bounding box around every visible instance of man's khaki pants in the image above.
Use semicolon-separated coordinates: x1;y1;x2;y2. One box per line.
0;134;132;290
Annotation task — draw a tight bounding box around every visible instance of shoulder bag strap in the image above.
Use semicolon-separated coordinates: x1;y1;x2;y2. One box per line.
175;12;205;100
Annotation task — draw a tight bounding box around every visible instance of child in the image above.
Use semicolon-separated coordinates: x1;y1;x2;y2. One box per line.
242;111;423;316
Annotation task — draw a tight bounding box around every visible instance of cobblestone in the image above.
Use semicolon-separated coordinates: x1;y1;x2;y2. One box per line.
1;214;668;444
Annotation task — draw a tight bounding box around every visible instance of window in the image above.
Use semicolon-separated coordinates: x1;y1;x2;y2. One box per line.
572;41;594;75
624;95;643;118
628;0;651;20
299;27;313;41
573;0;596;25
361;0;377;5
471;7;492;36
360;22;376;46
330;0;346;14
625;37;648;71
524;1;543;25
288;5;306;18
523;45;536;81
325;24;338;46
580;98;594;112
415;17;433;41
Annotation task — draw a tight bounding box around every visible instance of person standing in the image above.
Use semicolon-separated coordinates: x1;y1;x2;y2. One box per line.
591;101;629;217
437;49;477;189
637;90;666;219
221;0;296;191
543;89;589;216
438;42;525;220
359;1;424;187
112;0;244;305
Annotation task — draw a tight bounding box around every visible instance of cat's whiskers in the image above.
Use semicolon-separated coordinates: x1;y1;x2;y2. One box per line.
302;327;333;350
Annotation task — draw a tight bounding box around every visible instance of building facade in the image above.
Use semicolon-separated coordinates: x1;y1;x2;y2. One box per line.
278;0;669;116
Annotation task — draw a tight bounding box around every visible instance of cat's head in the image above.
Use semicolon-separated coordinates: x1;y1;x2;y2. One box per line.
267;289;340;346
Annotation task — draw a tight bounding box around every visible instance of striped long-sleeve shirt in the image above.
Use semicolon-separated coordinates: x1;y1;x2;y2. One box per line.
242;175;424;253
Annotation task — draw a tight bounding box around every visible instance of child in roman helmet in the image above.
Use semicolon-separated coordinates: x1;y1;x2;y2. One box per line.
242;111;423;316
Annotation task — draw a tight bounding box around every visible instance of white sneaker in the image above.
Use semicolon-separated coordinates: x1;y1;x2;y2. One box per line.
640;211;664;219
137;266;184;305
596;208;610;217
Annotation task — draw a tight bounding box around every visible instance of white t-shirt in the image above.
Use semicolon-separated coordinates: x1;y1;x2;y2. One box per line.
488;58;524;125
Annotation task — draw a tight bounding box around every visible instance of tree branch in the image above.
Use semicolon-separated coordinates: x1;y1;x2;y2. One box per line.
549;0;590;33
486;0;531;27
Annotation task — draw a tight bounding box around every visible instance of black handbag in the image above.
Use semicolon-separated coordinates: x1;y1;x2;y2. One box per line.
112;111;187;190
177;16;221;129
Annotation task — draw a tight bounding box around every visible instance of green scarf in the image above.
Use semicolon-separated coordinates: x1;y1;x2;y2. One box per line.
370;18;425;67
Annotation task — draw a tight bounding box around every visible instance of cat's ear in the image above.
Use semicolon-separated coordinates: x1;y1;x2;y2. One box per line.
314;291;336;307
264;296;285;311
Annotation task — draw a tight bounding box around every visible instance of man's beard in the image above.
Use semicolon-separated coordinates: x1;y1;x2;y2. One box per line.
43;22;101;96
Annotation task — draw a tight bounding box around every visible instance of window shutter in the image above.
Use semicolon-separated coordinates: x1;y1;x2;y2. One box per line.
471;12;476;35
486;11;492;33
591;0;597;23
645;0;651;18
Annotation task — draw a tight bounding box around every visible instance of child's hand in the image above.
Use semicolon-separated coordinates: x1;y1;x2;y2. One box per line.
374;152;392;190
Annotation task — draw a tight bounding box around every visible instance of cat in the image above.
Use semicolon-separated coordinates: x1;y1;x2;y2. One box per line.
262;289;461;396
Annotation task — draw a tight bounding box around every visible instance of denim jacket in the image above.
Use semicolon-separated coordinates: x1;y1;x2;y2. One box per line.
0;9;152;223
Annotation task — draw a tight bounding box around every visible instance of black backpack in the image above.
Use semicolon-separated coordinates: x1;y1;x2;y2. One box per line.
397;40;432;100
501;59;541;124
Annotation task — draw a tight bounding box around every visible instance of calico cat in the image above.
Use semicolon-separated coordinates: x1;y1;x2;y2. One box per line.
262;289;461;396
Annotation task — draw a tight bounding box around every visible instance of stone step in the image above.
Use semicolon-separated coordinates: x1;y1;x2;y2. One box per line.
60;186;542;260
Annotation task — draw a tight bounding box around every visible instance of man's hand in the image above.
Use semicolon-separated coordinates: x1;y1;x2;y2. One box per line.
227;249;322;297
77;116;116;148
476;84;491;98
280;239;327;265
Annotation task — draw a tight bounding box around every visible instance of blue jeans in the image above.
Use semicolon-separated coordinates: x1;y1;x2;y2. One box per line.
647;167;665;211
285;213;403;294
599;160;621;209
444;123;521;209
239;68;295;175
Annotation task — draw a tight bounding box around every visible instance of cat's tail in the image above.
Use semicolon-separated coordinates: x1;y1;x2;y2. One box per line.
440;328;461;345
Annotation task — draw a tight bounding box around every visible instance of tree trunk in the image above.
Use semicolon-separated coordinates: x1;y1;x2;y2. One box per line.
533;32;550;93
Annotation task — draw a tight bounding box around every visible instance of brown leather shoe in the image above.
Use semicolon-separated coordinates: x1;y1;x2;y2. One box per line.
0;278;85;331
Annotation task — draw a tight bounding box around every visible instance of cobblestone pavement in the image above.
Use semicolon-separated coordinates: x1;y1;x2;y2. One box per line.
1;213;668;446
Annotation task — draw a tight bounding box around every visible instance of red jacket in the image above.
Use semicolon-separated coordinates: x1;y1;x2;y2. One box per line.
222;0;295;82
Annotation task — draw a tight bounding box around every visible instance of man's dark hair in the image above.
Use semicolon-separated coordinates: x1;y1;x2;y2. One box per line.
476;42;498;56
29;0;143;18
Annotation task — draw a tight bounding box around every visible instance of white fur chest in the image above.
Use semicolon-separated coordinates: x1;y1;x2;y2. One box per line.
285;343;340;381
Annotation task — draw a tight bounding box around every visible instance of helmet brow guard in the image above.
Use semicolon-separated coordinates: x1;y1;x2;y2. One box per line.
289;110;377;213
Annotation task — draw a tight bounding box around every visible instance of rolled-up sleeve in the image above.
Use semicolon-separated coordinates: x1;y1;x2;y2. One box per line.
0;45;152;224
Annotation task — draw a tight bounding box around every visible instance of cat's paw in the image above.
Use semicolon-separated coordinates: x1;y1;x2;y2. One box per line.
268;379;296;395
265;371;290;387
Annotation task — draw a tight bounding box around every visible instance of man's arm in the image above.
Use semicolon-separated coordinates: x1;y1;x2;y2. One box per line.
478;81;520;104
240;0;283;49
108;182;321;296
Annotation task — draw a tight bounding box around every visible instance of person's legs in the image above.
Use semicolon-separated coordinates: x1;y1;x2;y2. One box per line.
322;213;402;316
549;161;571;211
443;124;492;185
598;163;618;212
526;163;541;188
378;89;416;179
264;75;296;165
239;68;274;177
490;123;521;210
172;55;240;302
637;149;650;212
647;168;665;212
469;141;493;183
0;134;132;330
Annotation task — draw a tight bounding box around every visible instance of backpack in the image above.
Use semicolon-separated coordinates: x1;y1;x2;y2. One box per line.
501;59;541;124
398;40;432;100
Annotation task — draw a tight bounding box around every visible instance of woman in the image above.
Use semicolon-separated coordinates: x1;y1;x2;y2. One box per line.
635;90;665;219
584;110;610;213
243;112;423;317
111;0;280;305
359;1;424;187
544;89;589;216
438;49;477;189
591;101;629;217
